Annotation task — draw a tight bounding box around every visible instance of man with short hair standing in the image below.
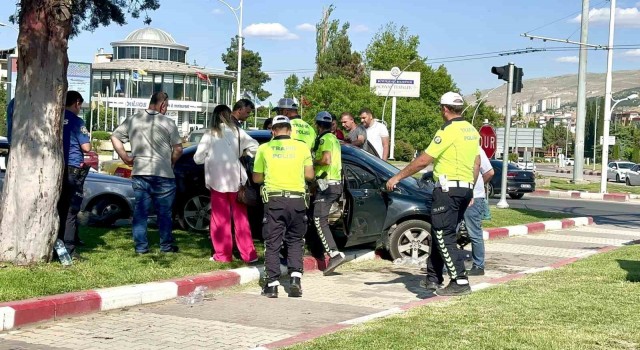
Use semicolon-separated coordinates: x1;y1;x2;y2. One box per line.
274;98;316;149
386;92;480;296
312;111;345;275
253;116;315;298
58;91;91;258
464;147;494;276
340;112;377;157
111;92;183;254
231;99;255;128
359;108;389;160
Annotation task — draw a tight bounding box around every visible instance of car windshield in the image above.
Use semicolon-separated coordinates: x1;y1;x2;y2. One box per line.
188;131;205;143
618;163;635;169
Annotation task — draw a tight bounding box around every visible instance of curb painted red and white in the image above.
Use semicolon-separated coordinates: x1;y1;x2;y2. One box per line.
0;217;593;331
252;243;617;350
530;189;630;202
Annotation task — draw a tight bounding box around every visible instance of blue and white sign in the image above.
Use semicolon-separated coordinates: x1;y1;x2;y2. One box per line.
370;70;421;98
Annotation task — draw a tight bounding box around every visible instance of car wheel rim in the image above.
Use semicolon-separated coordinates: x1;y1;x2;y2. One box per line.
396;228;430;262
100;204;122;218
183;195;211;231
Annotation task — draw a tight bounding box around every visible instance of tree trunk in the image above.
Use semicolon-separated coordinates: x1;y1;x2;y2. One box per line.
0;0;72;265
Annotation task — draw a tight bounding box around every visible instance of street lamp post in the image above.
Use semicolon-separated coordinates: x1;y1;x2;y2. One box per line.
218;0;243;102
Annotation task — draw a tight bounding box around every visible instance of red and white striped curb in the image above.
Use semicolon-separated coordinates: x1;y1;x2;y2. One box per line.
0;217;593;331
530;189;629;202
252;243;617;350
482;217;593;240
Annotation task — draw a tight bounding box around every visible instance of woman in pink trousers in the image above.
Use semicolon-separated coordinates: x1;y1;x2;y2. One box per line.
193;105;258;263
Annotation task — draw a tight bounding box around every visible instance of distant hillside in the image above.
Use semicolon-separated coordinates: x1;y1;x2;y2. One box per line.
468;70;640;108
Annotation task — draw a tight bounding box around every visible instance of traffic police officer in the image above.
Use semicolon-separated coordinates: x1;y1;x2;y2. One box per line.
58;90;92;258
311;111;345;275
273;98;316;149
253;116;315;298
386;92;480;296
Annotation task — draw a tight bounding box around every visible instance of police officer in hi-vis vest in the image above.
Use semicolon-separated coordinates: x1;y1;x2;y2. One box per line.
311;111;345;275
253;116;315;298
273;98;316;150
386;92;480;296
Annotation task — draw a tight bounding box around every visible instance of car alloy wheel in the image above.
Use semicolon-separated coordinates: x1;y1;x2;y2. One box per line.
182;194;211;232
89;198;125;227
616;174;621;183
626;177;632;186
389;220;431;263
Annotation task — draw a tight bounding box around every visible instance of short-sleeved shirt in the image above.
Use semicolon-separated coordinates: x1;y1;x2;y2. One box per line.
112;109;182;178
314;132;342;181
254;136;312;193
348;125;377;155
290;116;316;150
425;117;480;184
365;120;389;158
473;147;493;198
63;109;90;168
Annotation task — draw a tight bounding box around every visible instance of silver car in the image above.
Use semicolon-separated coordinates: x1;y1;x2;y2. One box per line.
625;164;640;186
0;138;135;227
607;161;635;182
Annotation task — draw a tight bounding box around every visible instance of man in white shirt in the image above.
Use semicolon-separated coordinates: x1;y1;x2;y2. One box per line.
464;147;494;276
359;108;389;161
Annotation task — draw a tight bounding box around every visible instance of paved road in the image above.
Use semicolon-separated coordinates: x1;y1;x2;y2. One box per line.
1;224;638;350
489;196;640;229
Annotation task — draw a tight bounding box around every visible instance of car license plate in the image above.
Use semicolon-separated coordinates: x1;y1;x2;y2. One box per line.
521;184;531;189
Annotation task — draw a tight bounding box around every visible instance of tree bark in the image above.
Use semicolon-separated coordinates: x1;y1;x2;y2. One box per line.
0;0;72;264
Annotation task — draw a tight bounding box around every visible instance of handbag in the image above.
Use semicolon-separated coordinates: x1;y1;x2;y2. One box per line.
235;129;259;206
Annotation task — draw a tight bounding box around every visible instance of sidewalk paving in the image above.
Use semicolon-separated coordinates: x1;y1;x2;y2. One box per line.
2;221;637;350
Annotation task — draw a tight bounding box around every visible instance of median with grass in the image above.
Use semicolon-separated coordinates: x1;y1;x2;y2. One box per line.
541;177;640;195
288;244;640;350
0;207;572;303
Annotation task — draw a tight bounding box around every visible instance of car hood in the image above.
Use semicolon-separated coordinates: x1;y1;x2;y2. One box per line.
87;172;133;184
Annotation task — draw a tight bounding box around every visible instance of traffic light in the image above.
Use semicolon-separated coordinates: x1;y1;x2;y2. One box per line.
512;67;523;94
491;65;509;81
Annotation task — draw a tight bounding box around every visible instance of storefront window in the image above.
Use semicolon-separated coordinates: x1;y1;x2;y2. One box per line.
173;75;184;100
139;74;153;99
184;75;196;101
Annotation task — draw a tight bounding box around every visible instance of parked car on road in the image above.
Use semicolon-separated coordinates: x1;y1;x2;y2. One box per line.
607;161;635;183
0;137;135;227
488;160;536;199
173;130;435;262
625;164;640;186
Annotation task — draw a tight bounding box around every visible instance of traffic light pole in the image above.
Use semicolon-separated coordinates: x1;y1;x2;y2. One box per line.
497;63;514;209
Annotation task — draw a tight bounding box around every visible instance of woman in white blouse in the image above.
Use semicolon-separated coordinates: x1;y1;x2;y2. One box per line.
193;105;259;263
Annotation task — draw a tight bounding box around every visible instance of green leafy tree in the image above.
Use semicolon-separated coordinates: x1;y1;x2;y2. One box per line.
283;74;300;98
315;5;365;84
221;36;271;100
1;0;160;265
543;124;572;154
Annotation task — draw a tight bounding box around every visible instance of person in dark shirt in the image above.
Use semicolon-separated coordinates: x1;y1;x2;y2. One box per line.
231;99;255;128
57;91;91;258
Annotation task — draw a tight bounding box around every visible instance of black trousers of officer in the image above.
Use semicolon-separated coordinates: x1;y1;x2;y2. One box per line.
312;183;342;253
263;196;307;284
56;166;88;254
426;187;473;284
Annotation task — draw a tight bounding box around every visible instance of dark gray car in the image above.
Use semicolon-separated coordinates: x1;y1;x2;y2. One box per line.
0;137;135;227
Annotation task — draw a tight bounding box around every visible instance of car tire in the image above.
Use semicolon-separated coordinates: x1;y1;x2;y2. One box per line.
389;220;431;263
87;197;128;227
178;192;211;233
487;183;495;197
616;174;621;183
509;193;525;199
626;177;632;186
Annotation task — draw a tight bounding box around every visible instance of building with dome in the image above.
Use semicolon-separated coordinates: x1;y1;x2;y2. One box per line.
91;27;235;135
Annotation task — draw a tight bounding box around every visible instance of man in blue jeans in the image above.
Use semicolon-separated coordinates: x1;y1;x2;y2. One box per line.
464;147;494;275
111;92;183;254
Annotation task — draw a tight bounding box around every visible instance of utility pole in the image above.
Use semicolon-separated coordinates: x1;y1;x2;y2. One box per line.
497;63;514;209
218;0;243;101
593;99;598;171
573;0;589;182
600;0;616;193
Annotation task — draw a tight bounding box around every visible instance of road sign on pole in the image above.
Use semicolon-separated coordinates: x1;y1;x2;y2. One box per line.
479;124;497;159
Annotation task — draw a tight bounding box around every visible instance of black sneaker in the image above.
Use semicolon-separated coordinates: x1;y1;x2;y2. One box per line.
262;285;278;298
161;246;180;253
70;251;86;262
468;266;485;276
435;280;472;296
289;277;302;297
323;252;346;276
420;280;444;291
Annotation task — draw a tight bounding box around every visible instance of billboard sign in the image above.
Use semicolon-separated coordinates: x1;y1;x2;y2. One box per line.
369;70;421;98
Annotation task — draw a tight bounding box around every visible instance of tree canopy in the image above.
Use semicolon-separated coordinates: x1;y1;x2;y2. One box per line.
221;36;271;101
